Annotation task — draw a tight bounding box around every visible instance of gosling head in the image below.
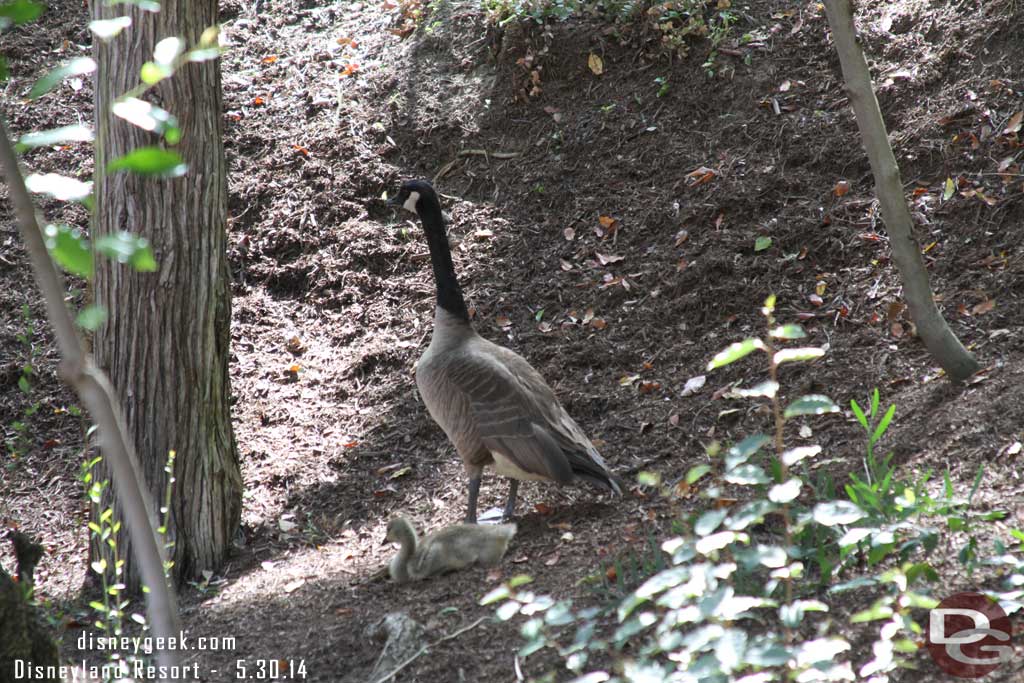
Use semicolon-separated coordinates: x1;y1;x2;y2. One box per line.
384;516;415;545
387;179;438;215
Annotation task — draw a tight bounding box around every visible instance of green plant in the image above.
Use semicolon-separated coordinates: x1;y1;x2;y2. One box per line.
485;297;966;682
5;303;42;461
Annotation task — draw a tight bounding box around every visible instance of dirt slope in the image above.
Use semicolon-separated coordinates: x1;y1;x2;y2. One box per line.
2;0;1024;680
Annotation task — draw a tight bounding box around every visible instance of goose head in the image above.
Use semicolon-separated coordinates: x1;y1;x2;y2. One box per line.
388;179;440;216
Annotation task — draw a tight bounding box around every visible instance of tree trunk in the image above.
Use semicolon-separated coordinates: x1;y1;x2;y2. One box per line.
822;0;980;382
91;0;242;589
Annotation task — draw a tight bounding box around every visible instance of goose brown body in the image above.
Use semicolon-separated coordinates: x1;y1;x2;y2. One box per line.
389;179;622;523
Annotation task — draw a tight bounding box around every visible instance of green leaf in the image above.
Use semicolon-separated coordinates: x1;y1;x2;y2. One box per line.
694;509;728;536
725;500;776;531
111;98;179;139
733;380;778;398
636;470;660;486
187;46;221;62
507;574;533;589
685;463;711;484
725;434;771;470
106;147;186;177
773;347;825;365
781;445;821;466
76;305;108;331
768;478;802;503
94;232;158;271
0;0;44;24
754;236;772;252
88;16;131;39
479;585;510;605
770;324;806;339
16;124;93;152
496;600;521;621
813;501;865;526
850;600;893;623
724;464;771;486
29;57;96;99
43;224;93;278
783;394;839;418
870;403;895;445
140;61;172;85
0;56;8;82
943;177;955;201
850;398;868;430
105;0;160;10
707;338;765;370
25;172;93;202
153;36;184;64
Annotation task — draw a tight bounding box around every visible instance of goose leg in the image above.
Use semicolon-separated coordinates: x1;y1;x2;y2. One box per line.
466;475;482;524
502;479;519;522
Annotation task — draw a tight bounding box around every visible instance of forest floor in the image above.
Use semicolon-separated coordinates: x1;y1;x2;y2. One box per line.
3;0;1024;681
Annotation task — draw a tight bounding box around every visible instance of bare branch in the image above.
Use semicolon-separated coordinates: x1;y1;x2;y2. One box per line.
0;110;182;679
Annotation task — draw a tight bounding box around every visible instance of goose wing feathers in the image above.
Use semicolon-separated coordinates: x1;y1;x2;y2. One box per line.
418;336;617;490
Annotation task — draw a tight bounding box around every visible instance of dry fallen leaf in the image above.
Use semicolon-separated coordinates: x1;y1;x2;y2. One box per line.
262;55;278;64
605;565;617;582
686;166;717;185
639;381;661;394
544;554;560;566
596;252;625;265
1003;111;1023;135
588;52;604;76
590;318;607;330
972;299;995;315
583;308;594;324
808;294;823;307
891;322;905;338
534;502;554;516
495;314;511;328
563;227;575;241
559;259;573;271
833;180;850;197
681;375;707;397
669;414;680;426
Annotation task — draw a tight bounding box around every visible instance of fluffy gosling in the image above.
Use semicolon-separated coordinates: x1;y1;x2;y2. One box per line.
385;516;517;583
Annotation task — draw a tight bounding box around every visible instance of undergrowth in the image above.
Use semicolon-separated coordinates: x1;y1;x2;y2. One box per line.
485;296;1024;682
481;0;748;72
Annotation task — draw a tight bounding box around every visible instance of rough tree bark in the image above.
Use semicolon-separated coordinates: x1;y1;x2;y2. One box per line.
823;0;980;382
91;1;242;589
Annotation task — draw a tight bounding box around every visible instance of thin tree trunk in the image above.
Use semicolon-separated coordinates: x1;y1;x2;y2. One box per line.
0;110;181;675
823;0;980;382
91;1;242;589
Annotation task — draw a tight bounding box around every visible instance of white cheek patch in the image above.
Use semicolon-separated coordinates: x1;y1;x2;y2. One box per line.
403;191;421;213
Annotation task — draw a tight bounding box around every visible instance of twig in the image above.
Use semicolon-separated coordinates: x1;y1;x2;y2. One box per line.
0;111;182;677
457;149;521;159
370;616;491;683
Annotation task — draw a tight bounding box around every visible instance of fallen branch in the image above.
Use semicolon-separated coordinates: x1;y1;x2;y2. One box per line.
434;149;523;183
0;111;182;678
370;616;490;683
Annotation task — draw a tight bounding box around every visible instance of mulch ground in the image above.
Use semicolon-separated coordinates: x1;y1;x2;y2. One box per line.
3;0;1024;681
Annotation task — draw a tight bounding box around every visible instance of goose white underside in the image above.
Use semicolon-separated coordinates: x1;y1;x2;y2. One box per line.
491;451;550;482
403;191;421;213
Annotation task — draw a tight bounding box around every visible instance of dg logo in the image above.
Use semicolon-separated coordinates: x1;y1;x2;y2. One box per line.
926;592;1014;678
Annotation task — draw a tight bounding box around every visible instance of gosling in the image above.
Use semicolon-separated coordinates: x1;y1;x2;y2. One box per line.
385;516;517;583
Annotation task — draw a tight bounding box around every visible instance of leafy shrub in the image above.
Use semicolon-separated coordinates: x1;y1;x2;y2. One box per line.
485;296;1018;682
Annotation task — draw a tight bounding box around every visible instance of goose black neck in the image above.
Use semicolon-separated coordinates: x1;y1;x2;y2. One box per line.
417;197;469;322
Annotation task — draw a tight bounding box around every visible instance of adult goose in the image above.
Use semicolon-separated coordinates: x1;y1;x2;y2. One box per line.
388;179;622;523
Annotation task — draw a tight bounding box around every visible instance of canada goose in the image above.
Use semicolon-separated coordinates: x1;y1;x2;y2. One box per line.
388;179;622;523
384;516;517;582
